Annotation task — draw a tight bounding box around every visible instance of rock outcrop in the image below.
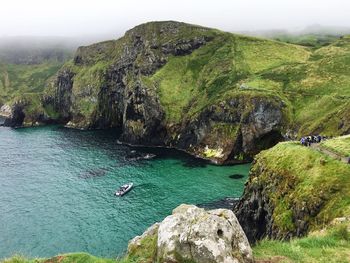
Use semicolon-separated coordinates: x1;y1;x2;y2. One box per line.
39;21;287;164
173;95;286;164
1;103;25;127
128;204;253;263
1;98;51;128
233;141;350;243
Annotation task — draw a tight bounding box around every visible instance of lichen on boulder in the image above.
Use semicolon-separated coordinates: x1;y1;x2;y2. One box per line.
128;204;253;263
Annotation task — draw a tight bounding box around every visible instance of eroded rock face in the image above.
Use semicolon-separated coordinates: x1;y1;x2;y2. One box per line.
41;69;74;124
0;104;12;118
1;103;25;127
233;167;274;243
234;154;324;243
1;99;53;128
45;21;212;132
129;204;253;263
173;96;286;164
40;21;287;163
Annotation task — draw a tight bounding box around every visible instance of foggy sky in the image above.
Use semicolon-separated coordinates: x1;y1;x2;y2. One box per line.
1;0;349;38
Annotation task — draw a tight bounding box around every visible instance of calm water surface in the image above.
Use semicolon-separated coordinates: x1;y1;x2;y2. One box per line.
0;125;250;259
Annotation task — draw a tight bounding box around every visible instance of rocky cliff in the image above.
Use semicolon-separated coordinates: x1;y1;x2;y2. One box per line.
40;21;295;164
2;22;350;164
234;141;350;243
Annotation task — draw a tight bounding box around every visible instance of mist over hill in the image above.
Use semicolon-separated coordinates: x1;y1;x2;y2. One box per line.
0;34;122;64
1;24;349;65
238;24;350;48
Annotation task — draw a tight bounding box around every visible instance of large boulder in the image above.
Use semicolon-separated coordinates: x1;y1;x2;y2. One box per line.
128;204;253;263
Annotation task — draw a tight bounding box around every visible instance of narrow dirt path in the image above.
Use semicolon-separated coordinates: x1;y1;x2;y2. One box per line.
310;143;350;164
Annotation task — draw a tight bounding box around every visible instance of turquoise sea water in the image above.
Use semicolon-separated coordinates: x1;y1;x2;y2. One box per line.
0;125;250;259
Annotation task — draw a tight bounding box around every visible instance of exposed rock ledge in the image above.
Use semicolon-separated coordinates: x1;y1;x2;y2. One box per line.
128;204;253;263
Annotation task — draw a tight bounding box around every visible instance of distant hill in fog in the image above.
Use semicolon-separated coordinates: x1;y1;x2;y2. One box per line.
236;25;350;48
0;34;121;64
237;24;350;38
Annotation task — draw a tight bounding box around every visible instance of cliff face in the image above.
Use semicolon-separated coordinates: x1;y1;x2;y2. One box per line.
3;22;350;163
234;141;350;243
172;95;286;163
38;21;292;163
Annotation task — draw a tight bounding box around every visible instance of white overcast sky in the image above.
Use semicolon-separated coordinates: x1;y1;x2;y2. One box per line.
0;0;349;37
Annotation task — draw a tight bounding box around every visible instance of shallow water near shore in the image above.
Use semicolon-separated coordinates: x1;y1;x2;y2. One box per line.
0;125;250;259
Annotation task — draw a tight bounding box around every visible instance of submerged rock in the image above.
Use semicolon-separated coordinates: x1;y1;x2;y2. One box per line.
128;204;253;263
198;197;239;210
125;150;156;161
78;168;108;179
229;174;245;179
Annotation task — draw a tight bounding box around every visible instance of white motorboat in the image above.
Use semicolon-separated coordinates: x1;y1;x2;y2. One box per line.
115;183;133;196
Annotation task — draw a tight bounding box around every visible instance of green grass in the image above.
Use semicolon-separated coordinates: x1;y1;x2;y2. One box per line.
0;61;65;124
321;135;350;157
0;62;63;102
272;33;342;48
1;234;158;263
141;28;349;137
253;223;350;263
2;22;350;136
145;32;309;123
238;36;350;136
122;234;157;263
3;220;350;263
251;141;350;236
1;253;116;263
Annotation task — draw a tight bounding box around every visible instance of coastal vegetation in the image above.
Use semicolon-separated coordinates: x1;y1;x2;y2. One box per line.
1;21;350;263
1;22;349;165
3;218;349;263
235;140;350;242
0;63;63;102
253;221;350;263
320;134;350;157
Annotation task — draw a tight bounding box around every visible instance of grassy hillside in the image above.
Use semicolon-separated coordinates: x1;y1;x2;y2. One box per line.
321;135;350;157
0;62;63;102
0;38;73;116
240;35;350;136
251;141;350;236
142;27;350;136
2;22;350;137
272;33;341;48
254;221;350;263
145;33;309;123
54;22;222;123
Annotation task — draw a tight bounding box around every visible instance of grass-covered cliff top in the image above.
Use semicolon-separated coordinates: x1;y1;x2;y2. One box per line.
0;41;73;104
0;62;63;103
254;220;350;263
251;140;350;237
145;31;308;122
62;21;350;136
1;21;349;137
